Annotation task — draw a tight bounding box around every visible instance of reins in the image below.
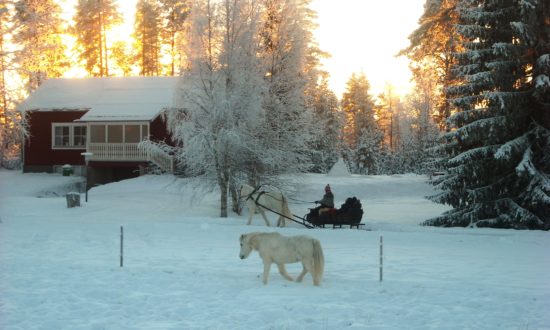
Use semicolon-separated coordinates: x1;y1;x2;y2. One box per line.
253;200;314;229
287;196;317;204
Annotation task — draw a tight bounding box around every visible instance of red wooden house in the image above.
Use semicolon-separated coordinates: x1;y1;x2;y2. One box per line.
20;76;178;185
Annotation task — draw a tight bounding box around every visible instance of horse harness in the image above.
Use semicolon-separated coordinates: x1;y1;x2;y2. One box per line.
242;185;273;206
241;185;314;229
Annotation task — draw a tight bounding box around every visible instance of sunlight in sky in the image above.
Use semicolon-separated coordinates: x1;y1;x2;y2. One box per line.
60;0;425;98
310;0;425;97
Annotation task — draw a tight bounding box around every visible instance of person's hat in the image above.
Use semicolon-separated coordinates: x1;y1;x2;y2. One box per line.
325;184;331;192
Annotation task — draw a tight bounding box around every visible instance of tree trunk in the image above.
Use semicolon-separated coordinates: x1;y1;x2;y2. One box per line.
218;173;228;218
230;179;241;215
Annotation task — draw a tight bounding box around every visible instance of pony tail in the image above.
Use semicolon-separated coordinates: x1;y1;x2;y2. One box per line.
312;239;325;285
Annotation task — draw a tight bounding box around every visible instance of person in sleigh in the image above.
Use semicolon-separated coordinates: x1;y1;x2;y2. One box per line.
315;184;334;215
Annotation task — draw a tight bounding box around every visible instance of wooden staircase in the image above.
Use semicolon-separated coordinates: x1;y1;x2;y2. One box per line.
138;140;174;173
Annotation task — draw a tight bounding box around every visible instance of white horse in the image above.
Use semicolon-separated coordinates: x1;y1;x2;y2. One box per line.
239;232;325;286
239;184;292;227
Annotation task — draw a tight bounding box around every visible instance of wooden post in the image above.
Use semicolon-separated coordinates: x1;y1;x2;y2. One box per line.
379;235;383;282
120;226;124;267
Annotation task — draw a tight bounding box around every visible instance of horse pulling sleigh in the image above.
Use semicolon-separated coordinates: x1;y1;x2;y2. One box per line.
239;184;365;229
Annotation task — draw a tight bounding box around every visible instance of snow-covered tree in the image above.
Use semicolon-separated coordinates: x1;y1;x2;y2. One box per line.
425;0;550;230
255;0;319;179
0;0;26;168
134;0;162;76
307;75;342;173
341;72;383;174
12;0;68;92
72;0;121;77
167;0;265;217
402;69;444;175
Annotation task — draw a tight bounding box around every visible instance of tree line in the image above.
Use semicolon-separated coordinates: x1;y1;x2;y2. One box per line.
0;0;548;228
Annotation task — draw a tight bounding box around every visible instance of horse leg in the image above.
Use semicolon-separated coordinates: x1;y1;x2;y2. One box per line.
277;216;286;227
246;203;255;225
259;209;271;227
262;260;272;285
277;263;294;282
296;265;308;283
298;258;318;285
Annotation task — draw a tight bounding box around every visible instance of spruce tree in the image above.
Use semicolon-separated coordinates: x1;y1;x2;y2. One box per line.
308;76;342;173
425;0;550;229
341;72;383;174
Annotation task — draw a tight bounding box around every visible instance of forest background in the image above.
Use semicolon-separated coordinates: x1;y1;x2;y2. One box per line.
0;0;548;229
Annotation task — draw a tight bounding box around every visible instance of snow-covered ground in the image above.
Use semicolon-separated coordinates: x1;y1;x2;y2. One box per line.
1;169;548;330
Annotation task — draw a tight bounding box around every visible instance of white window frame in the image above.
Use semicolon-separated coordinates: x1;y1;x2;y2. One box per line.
51;123;87;149
88;122;150;144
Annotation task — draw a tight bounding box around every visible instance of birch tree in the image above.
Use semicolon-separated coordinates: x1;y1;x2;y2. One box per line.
256;0;319;179
167;0;265;217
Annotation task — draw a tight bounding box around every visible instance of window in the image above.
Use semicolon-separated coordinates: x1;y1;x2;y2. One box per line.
125;125;140;143
90;125;106;143
52;124;87;149
74;126;86;147
107;125;123;143
87;123;150;144
54;126;69;146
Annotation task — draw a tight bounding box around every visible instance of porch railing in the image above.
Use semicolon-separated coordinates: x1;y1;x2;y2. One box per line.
87;142;174;173
88;143;148;161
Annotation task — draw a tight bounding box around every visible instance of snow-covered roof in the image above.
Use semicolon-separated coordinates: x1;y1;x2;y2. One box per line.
19;76;180;122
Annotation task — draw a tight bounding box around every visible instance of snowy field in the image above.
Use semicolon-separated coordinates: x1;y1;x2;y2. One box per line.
0;169;549;330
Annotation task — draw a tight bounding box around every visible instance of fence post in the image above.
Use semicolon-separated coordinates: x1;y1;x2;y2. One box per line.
120;226;124;267
379;235;383;282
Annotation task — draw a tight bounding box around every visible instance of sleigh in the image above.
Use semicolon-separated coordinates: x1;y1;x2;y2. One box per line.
305;197;364;229
240;184;364;229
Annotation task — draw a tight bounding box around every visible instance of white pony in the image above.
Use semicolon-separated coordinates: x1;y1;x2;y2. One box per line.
239;184;292;227
239;232;324;286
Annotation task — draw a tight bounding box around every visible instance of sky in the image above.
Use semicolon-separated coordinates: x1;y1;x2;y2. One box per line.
310;0;426;97
1;170;548;329
61;0;426;98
